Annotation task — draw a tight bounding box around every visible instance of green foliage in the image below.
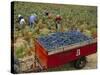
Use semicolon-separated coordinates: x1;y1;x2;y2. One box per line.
13;2;97;31
16;45;27;58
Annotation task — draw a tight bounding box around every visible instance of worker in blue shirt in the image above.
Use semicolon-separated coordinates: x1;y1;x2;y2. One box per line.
28;14;37;28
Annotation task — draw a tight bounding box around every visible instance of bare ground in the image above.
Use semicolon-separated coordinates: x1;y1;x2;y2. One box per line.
83;53;97;69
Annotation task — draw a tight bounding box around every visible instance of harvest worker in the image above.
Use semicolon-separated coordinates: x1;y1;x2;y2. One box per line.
44;10;52;19
55;15;62;32
44;10;49;16
28;13;37;28
43;10;52;29
18;14;26;28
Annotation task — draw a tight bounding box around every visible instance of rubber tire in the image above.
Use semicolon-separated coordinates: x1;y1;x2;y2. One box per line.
74;57;87;69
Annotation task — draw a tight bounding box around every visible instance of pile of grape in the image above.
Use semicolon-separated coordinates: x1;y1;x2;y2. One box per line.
38;31;93;52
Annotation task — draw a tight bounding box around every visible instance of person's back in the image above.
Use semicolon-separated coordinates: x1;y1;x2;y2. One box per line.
18;14;26;29
29;16;35;22
18;16;23;22
55;15;62;23
29;14;37;28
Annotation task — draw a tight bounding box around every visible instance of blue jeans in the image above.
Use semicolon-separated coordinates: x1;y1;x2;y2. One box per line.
29;22;35;28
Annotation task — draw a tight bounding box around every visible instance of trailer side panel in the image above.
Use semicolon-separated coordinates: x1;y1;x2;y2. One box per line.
47;42;97;68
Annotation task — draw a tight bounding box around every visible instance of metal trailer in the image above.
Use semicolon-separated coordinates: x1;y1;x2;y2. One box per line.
34;38;97;70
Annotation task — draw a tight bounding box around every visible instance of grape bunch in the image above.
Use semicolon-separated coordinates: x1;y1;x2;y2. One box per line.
38;31;93;52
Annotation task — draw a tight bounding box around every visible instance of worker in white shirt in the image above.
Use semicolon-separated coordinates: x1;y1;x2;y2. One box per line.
18;14;26;29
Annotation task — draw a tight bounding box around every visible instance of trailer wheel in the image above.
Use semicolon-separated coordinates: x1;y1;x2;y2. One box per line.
74;57;87;69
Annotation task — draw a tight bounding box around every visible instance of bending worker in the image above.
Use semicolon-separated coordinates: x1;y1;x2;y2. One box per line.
28;13;37;28
18;14;26;28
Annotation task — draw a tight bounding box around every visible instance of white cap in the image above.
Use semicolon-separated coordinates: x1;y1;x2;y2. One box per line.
18;14;21;17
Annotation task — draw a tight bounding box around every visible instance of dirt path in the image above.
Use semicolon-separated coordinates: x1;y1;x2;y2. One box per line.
83;53;97;69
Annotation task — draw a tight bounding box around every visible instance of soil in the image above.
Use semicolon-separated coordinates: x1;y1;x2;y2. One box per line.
83;53;97;69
